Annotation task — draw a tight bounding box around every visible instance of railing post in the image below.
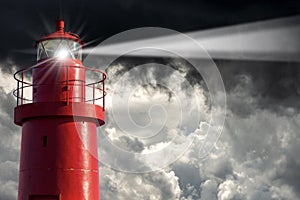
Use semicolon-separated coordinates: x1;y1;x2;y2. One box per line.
103;74;105;111
21;71;24;105
92;84;95;104
17;81;19;106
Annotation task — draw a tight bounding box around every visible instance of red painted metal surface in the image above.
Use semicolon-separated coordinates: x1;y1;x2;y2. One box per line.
34;20;83;46
14;21;105;200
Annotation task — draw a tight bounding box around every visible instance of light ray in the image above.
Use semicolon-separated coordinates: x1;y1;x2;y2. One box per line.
83;16;300;62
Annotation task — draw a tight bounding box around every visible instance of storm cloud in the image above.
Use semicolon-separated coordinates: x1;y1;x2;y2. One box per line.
1;48;300;200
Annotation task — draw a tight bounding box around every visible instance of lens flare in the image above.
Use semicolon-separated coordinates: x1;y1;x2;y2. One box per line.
55;49;69;59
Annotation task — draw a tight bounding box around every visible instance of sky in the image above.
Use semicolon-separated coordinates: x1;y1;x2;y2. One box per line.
1;0;300;200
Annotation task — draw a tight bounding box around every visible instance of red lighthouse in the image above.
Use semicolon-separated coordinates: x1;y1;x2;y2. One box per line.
14;20;105;200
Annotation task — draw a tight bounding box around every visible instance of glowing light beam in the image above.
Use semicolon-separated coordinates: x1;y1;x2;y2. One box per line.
83;16;300;62
55;49;69;59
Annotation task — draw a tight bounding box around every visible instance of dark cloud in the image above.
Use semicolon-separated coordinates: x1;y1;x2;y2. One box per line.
2;54;300;199
217;60;300;115
172;163;202;198
98;54;300;199
0;69;20;200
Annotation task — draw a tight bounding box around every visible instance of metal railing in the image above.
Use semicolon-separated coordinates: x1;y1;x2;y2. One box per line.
13;64;106;110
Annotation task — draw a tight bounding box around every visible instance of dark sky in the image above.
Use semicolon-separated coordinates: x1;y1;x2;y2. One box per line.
1;0;300;66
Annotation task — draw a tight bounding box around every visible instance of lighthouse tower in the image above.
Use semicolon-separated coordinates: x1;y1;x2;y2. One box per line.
14;20;105;200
